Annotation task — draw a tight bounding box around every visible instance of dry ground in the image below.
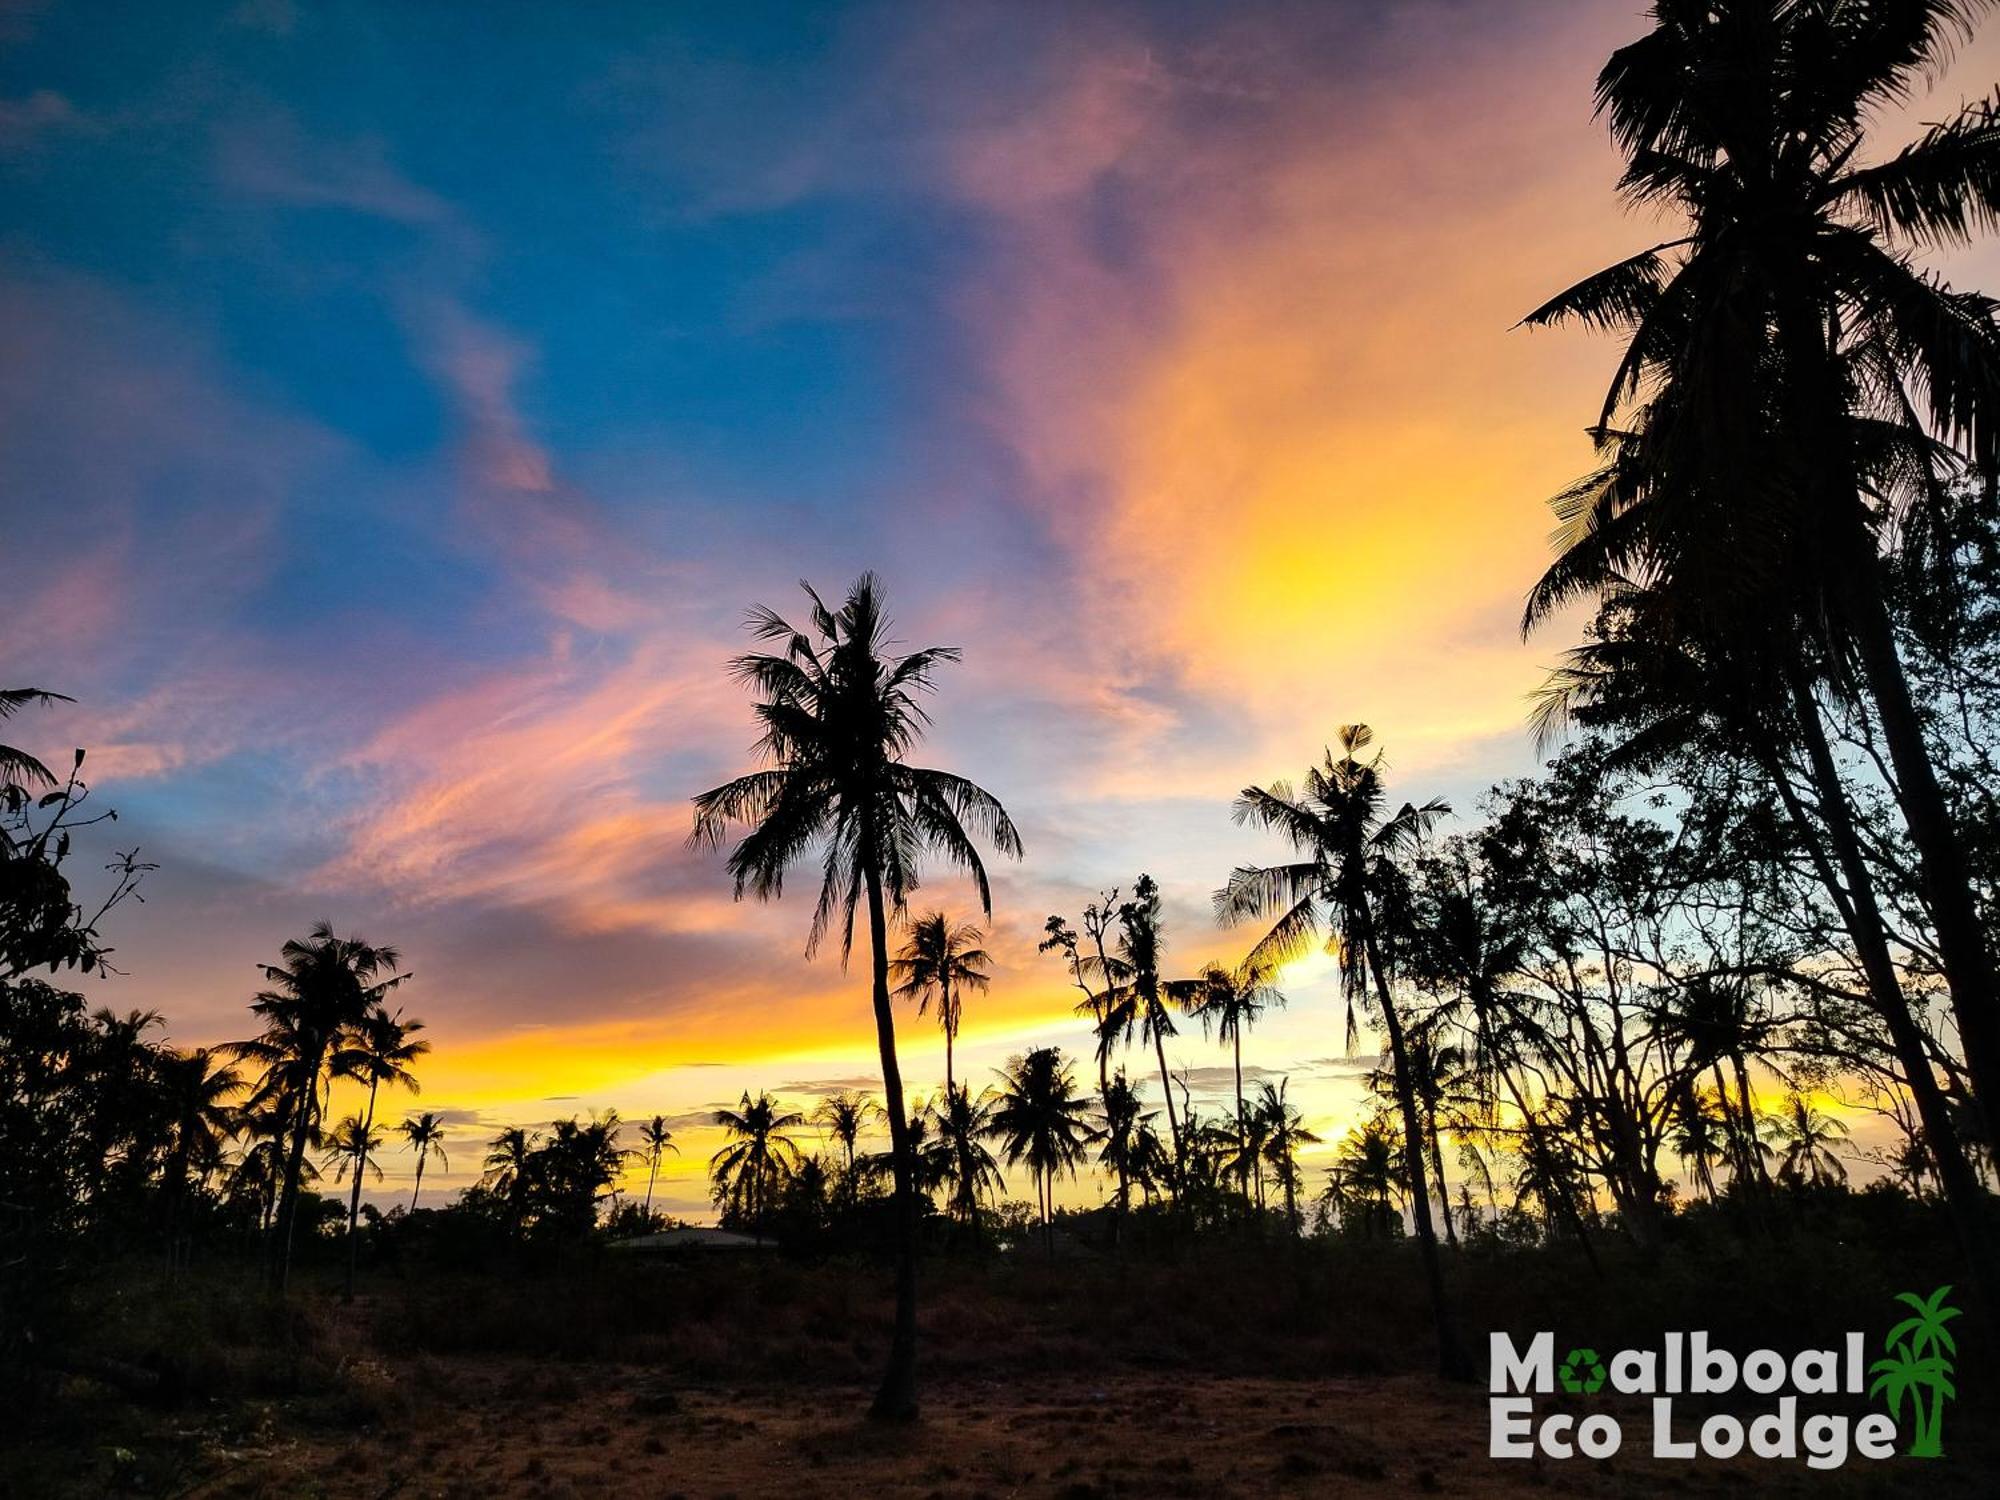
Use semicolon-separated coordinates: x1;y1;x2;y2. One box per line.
159;1358;1997;1500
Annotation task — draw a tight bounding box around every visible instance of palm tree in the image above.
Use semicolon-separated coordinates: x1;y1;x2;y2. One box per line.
155;1046;244;1272
1171;959;1285;1202
1666;1083;1725;1202
812;1090;879;1178
987;1046;1098;1258
1097;877;1186;1184
1217;726;1469;1378
482;1126;539;1229
324;1114;385;1259
891;912;992;1098
1253;1077;1320;1236
637;1115;679;1220
232;922;407;1292
690;573;1022;1420
1094;1070;1154;1219
926;1084;1004;1239
709;1091;805;1230
332;1008;426;1299
1762;1093;1851;1186
1327;1115;1405;1239
1042;895;1132;1224
398;1112;449;1211
1519;0;2000;1136
0;687;69;794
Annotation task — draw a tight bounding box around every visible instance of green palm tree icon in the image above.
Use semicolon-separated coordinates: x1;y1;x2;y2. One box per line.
1869;1286;1960;1459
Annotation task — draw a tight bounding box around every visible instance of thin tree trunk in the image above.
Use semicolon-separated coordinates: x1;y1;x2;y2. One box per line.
410;1151;426;1213
943;973;955;1100
1777;679;2000;1322
864;863;920;1422
271;1063;322;1295
1427;1106;1457;1249
344;1077;381;1303
1846;567;2000;1139
1363;920;1472;1382
1151;1020;1182;1190
644;1157;657;1219
1233;1029;1250;1205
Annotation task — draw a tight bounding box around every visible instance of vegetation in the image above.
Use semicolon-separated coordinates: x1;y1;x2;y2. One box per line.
10;2;2000;1485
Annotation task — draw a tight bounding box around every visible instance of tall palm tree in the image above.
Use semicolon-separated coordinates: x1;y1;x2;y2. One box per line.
987;1046;1098;1258
232;922;407;1292
1253;1077;1320;1236
926;1084;1004;1239
1097;876;1186;1184
1519;0;2000;1132
332;1008;426;1299
1763;1092;1852;1186
637;1115;679;1220
1042;896;1132;1225
1218;726;1469;1379
1327;1115;1405;1239
709;1091;805;1229
399;1111;449;1211
690;573;1022;1420
890;912;992;1098
155;1046;244;1272
1172;959;1285;1200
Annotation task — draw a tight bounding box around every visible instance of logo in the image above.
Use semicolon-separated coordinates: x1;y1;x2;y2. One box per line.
1558;1347;1606;1395
1868;1286;1959;1460
1489;1288;1964;1469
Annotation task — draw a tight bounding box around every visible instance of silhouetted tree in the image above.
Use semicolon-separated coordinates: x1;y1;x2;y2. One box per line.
891;912;991;1098
691;573;1022;1420
987;1046;1097;1258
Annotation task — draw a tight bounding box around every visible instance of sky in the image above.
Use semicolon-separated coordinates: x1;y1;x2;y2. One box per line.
5;0;1998;1218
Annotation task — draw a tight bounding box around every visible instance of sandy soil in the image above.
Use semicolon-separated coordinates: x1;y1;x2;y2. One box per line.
171;1360;1997;1499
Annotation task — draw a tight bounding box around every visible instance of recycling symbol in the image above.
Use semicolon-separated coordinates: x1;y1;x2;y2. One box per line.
1559;1347;1607;1395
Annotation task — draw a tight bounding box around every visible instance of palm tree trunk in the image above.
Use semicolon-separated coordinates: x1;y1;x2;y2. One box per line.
942;974;955;1100
271;1064;322;1295
1427;1107;1457;1249
344;1077;381;1302
1233;1029;1250;1204
1844;529;2000;1138
1362;921;1472;1382
863;862;920;1422
645;1157;657;1219
1777;679;2000;1322
1151;1022;1183;1190
410;1151;426;1213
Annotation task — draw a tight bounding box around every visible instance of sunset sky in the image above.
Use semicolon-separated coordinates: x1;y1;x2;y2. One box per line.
6;1;1997;1216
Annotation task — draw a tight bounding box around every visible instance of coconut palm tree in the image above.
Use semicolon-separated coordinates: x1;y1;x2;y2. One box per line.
0;687;69;794
1327;1115;1405;1239
482;1126;539;1229
637;1114;679;1220
324;1114;385;1258
1097;877;1186;1184
332;1008;426;1299
1667;1083;1725;1202
1253;1077;1320;1236
987;1046;1098;1258
709;1091;805;1230
398;1112;449;1211
1042;896;1133;1223
155;1046;244;1273
1094;1070;1154;1219
1763;1093;1852;1186
926;1084;1004;1239
1217;726;1469;1378
689;573;1022;1421
812;1089;879;1188
232;922;407;1293
1171;958;1285;1202
891;912;991;1098
1519;0;2000;1131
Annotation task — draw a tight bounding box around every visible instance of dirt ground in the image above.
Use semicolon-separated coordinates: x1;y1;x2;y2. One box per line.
165;1360;1998;1499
